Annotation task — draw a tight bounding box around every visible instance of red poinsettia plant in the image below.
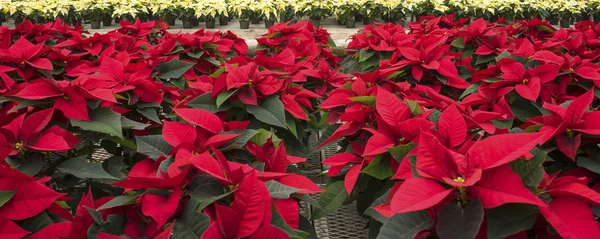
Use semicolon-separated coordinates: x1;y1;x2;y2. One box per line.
318;14;600;238
0;19;327;239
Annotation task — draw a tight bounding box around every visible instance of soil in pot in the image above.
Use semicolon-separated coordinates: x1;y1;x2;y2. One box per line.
239;20;250;29
264;19;275;28
345;19;355;28
206;19;216;29
91;20;101;29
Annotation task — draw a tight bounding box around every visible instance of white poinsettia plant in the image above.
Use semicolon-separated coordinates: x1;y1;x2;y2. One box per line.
193;0;228;20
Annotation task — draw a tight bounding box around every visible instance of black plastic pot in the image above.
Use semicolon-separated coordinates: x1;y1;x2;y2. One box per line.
310;19;320;28
219;17;228;26
355;15;363;22
251;17;260;24
14;17;23;25
192;17;199;26
165;16;176;26
560;17;571;28
91;20;101;29
239;20;250;29
264;19;275;28
182;19;193;29
549;17;559;25
103;17;112;26
206;19;216;29
198;16;205;22
114;17;119;24
345;19;355;28
362;18;370;25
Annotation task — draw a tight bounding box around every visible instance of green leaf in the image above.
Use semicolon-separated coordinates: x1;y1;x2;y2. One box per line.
121;117;150;130
510;148;546;189
7;154;43;176
136;108;161;124
428;110;442;123
364;191;391;224
248;129;274;146
404;100;422;115
71;108;123;139
56;155;117;180
495;50;512;62
135;135;173;160
376;210;434;239
272;208;307;239
97;195;137;210
286;117;298;139
361;55;380;72
186;51;204;59
158;59;195;80
451;36;465;48
387;143;416;162
436;200;484;239
491;119;513;129
460;82;481;99
19;211;53;233
187;92;231;113
216;89;238;108
227;129;259;149
362;155;394;180
350;96;376;107
510;97;542;122
474;54;496;65
173;199;210;239
311;181;347;220
299;215;318;239
316;124;341;149
247;95;287;128
265;180;299;199
359;49;376;62
0;190;16;207
487;204;537;239
578;155;600;174
188;175;231;211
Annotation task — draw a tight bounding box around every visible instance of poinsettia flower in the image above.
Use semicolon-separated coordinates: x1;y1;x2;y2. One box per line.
494;58;559;101
281;86;321;121
530;89;600;159
0;108;79;159
561;54;600;84
225;62;286;105
0;37;53;71
389;130;544;214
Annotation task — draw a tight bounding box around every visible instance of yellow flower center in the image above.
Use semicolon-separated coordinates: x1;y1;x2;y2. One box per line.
569;68;574;72
20;61;25;65
14;142;22;151
453;176;465;183
522;79;529;84
399;137;405;143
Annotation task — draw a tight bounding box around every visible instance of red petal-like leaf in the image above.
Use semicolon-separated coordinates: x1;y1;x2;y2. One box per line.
278;174;323;194
200;222;225;239
153;221;175;239
29;222;71;239
551;181;600;205
344;164;362;195
322;152;362;167
281;95;308;120
438;104;467;147
0;178;64;220
556;134;581;160
539;197;600;239
471;165;545;208
363;132;395;156
416;132;458;182
20;108;54;142
173;108;223;134
376;87;412;128
234;171;269;238
565;89;594;125
0;217;29;239
162;121;197;148
142;188;180;227
98;232;129;239
27;58;53;70
467;132;541;169
273;198;299;229
248;225;290;239
14;81;62;100
320;89;354;110
189;152;228;182
390;178;454;214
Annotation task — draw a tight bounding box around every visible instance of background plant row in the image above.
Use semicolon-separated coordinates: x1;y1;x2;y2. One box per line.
3;0;600;24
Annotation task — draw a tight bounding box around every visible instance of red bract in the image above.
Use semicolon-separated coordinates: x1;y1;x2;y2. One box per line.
0;108;78;159
225;62;286;105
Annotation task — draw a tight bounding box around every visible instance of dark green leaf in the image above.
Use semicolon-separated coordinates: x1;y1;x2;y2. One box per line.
350;96;376;107
510;97;542;122
460;83;481;99
510;148;546;189
158;59;195;80
173;199;210;239
404;100;422;115
271;208;306;239
436;200;484;239
97;194;137;210
18;211;52;233
451;36;465;48
387;143;416;162
362;155;394;180
376;210;434;239
364;191;390;223
491;119;513;129
216;89;238;108
57;155;117;180
578;155;600;174
121;117;150;130
311;181;347;220
135;135;172;160
8;154;43;176
188;92;231;112
359;49;376;62
487;204;537;239
136;108;161;124
495;50;512;62
247;95;286;128
286;117;298;139
0;190;16;207
265;180;299;199
71;108;123;139
189;175;230;211
316;124;341;149
474;54;496;65
299;215;318;239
